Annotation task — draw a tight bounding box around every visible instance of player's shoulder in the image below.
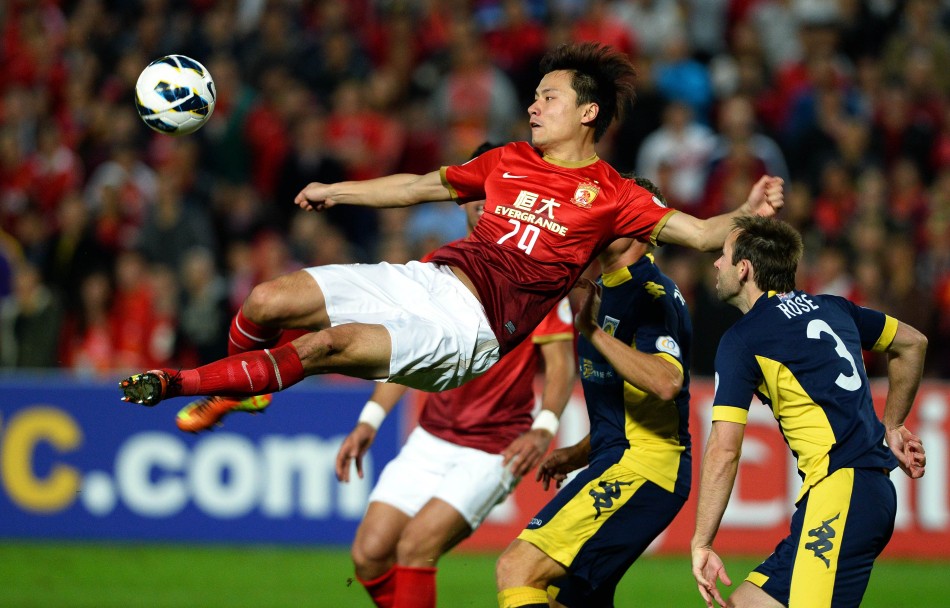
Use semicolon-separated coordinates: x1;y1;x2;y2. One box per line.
810;292;858;313
611;172;666;209
630;253;672;287
503;141;539;158
722;309;762;347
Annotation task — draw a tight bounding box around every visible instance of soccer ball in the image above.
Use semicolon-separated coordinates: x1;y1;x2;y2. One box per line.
134;55;216;136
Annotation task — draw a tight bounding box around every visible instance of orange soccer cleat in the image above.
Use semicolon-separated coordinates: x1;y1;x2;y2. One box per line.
175;394;273;433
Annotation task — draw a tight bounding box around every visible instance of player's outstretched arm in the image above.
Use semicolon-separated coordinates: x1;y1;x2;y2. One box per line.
502;337;576;478
883;320;929;479
575;279;683;401
295;170;451;212
334;383;408;483
657;176;784;252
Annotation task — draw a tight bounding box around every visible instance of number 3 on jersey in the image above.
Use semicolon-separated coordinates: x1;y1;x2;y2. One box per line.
498;219;539;255
806;319;862;392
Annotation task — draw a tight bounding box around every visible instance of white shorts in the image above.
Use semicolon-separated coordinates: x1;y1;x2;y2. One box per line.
305;261;500;392
369;427;518;529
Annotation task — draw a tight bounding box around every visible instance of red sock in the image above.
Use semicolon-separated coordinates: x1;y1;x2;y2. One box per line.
174;343;305;397
392;566;436;608
359;566;396;608
228;309;283;355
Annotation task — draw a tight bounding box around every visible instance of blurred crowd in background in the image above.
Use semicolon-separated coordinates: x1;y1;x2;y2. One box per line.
0;0;948;380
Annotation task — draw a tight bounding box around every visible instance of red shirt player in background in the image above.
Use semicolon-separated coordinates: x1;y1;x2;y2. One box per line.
334;165;576;608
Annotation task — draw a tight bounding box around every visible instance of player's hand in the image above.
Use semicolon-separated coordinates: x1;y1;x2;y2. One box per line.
886;424;926;479
502;429;555;478
295;182;337;212
691;546;731;608
335;423;376;483
743;175;784;218
573;278;602;339
536;444;588;491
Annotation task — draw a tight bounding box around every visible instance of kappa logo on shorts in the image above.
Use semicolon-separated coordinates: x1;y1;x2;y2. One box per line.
804;512;841;568
589;480;632;519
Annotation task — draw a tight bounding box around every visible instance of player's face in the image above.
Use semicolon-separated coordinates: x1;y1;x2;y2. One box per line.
714;230;742;303
464;199;485;232
527;70;591;150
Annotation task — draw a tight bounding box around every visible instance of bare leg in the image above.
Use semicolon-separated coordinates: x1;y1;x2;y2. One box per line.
293;323;392;379
352;502;411;581
242;269;331;330
396;498;473;568
728;581;785;608
496;538;568;593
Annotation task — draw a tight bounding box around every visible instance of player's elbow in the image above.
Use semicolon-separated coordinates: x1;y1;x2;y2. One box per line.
654;379;682;402
652;367;683;402
890;323;929;360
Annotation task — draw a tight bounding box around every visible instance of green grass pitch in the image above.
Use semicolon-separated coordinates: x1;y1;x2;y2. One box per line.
1;542;945;607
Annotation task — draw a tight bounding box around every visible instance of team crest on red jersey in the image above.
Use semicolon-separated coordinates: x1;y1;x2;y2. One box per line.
572;181;600;208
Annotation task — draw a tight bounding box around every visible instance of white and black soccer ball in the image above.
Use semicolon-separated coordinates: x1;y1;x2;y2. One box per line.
134;55;216;136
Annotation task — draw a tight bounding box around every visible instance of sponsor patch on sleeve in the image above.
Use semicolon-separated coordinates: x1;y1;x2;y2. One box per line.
655;336;680;358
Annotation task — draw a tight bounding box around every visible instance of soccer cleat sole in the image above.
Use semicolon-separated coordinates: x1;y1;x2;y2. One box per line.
119;372;167;406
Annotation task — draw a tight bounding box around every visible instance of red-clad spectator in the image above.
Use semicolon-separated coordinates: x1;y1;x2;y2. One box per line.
325;80;406;180
888;157;932;246
110;249;156;372
243;67;297;198
700;141;768;218
571;0;637;60
58;270;116;373
484;0;547;76
811;160;858;241
27;120;83;218
0;1;68;92
871;82;937;179
361;2;450;70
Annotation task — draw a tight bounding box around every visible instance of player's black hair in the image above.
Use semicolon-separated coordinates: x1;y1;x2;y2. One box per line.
539;42;637;142
731;216;803;293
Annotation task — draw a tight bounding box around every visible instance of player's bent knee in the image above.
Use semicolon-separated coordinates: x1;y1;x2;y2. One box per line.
496;540;563;590
495;546;525;588
351;530;395;572
243;281;289;325
243;271;327;327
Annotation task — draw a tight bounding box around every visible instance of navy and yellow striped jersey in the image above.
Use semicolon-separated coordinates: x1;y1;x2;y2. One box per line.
577;253;693;499
712;290;899;502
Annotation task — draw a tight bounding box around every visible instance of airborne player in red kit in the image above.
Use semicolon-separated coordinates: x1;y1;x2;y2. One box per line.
120;42;783;439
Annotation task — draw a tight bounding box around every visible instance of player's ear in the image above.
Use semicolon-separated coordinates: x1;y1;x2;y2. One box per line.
581;102;599;125
737;259;751;282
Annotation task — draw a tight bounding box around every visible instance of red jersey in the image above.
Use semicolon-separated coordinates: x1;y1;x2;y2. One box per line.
430;141;674;354
418;298;574;453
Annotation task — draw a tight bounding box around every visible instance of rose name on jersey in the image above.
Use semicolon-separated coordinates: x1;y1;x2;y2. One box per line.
494;189;569;236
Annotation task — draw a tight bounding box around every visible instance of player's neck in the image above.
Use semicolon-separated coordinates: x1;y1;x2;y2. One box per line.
738;287;766;314
599;243;647;274
538;139;597;164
